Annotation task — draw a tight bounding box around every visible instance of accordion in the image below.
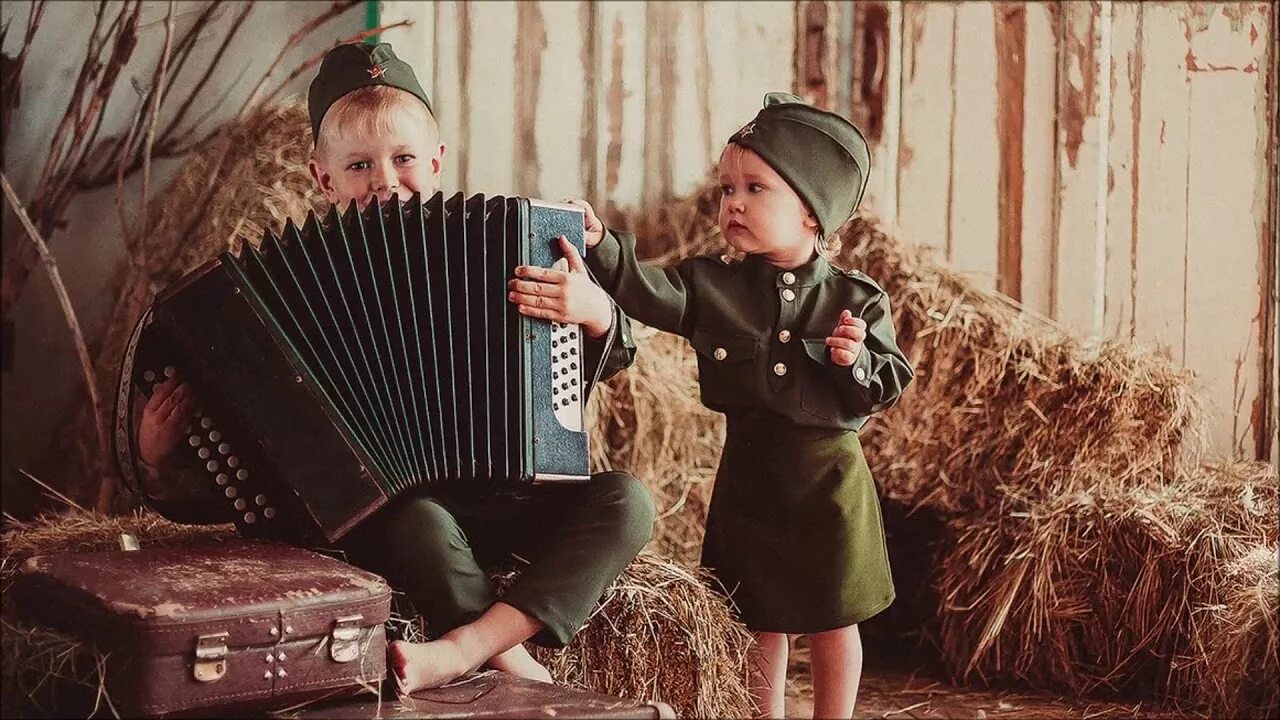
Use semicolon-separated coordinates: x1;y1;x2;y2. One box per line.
114;192;596;543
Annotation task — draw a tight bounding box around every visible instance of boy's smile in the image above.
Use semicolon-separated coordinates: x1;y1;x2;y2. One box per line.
309;96;445;209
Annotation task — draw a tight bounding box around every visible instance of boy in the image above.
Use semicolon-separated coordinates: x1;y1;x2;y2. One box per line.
133;42;655;693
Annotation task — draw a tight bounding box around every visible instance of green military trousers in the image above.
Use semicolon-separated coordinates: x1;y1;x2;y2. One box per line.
338;471;656;647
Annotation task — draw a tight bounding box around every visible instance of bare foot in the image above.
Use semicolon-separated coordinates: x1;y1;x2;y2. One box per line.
389;639;474;694
487;644;554;684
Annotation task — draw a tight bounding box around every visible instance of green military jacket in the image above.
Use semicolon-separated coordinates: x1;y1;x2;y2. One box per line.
587;229;913;431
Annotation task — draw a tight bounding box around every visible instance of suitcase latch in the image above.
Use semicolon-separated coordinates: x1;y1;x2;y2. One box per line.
330;615;364;663
194;632;229;682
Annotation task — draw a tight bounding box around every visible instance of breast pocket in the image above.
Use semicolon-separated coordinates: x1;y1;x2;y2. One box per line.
690;329;759;400
798;338;847;421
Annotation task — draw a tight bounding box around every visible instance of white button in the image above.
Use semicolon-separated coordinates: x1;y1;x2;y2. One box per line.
234;499;247;511
163;366;176;378
781;271;796;285
142;370;156;382
773;363;787;376
778;330;792;343
215;473;229;485
263;507;278;519
854;367;868;382
781;289;796;302
713;347;727;361
719;254;732;265
201;417;213;429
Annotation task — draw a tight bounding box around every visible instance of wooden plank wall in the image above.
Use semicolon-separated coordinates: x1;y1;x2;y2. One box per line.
382;1;1275;463
381;0;795;217
828;1;1276;462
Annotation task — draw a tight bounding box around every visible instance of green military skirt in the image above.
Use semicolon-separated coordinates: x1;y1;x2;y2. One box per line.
700;411;895;634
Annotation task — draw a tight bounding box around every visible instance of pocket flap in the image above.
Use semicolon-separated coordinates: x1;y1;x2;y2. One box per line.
690;330;758;363
801;338;832;365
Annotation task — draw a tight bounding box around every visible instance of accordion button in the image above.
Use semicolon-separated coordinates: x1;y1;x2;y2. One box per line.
571;394;578;402
264;507;278;519
778;330;792;343
236;469;249;481
206;461;219;472
209;430;222;442
225;486;238;498
773;363;788;376
276;667;286;677
266;654;274;663
198;448;211;460
234;499;247;511
142;370;156;382
713;347;727;361
215;473;229;485
264;671;273;680
255;494;267;505
570;362;577;370
570;346;577;355
188;435;202;447
201;417;213;429
244;512;257;524
218;443;231;455
164;366;176;378
228;456;241;468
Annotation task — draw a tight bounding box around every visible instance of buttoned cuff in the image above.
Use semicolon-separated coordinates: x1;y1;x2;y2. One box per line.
849;346;873;387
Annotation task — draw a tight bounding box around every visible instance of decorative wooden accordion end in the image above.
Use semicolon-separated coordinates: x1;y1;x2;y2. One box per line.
115;192;592;543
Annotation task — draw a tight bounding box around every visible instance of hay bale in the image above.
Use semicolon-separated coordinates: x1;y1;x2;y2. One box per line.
588;325;723;565
525;553;753;719
1184;542;1278;719
934;461;1277;712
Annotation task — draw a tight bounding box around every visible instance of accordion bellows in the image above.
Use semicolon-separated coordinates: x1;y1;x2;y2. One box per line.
118;192;592;542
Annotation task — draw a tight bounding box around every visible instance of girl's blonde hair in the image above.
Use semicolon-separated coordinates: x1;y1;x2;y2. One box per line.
314;85;438;160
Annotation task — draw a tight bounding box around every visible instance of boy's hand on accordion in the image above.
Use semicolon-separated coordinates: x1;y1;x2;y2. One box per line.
564;198;604;248
510;236;614;338
825;309;868;366
138;377;199;470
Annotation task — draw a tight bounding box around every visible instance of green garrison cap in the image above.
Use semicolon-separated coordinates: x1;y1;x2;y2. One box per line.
308;42;433;141
727;92;871;237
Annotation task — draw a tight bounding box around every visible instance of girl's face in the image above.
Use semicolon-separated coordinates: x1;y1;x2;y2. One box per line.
716;143;820;268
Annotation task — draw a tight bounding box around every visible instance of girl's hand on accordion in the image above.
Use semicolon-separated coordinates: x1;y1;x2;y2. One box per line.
510;236;614;338
564;198;603;248
138;376;199;470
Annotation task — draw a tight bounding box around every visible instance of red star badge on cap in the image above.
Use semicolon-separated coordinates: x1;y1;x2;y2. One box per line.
738;122;755;137
368;64;386;79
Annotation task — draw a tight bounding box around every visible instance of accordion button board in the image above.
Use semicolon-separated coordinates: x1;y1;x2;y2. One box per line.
126;192;593;542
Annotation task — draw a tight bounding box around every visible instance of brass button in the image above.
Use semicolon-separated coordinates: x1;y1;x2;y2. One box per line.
781;271;796;285
713;347;728;361
854;367;868;382
773;363;787;376
778;330;791;343
781;289;796;302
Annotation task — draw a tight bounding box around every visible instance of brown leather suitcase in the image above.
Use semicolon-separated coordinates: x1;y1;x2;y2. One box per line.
276;670;676;719
10;538;391;718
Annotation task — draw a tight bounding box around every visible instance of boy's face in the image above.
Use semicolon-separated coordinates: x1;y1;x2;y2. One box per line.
717;143;820;264
309;100;445;209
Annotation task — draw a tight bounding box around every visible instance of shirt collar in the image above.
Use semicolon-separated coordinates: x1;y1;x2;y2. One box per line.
744;251;830;288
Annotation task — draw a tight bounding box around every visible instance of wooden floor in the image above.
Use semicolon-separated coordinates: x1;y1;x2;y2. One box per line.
785;645;1200;720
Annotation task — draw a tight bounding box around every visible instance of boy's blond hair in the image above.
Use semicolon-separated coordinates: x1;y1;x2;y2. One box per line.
314;85;439;161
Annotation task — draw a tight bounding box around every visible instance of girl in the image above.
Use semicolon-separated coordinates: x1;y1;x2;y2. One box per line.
565;92;913;717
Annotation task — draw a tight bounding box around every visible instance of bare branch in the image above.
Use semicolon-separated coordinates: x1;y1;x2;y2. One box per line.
137;1;178;253
237;0;360;119
1;171;110;512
